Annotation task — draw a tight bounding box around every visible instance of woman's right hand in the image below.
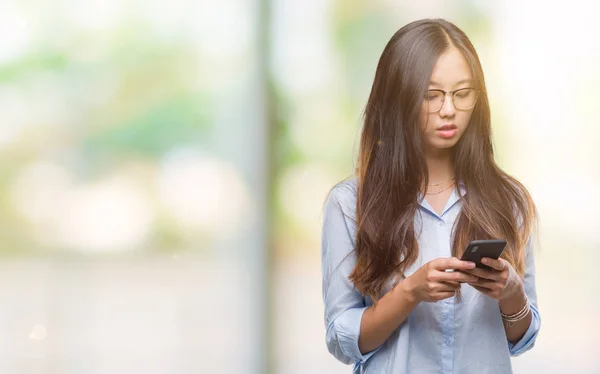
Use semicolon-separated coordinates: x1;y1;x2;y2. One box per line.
403;257;479;303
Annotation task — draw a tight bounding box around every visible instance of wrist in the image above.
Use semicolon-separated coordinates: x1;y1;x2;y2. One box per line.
500;292;530;327
499;283;526;314
397;276;420;305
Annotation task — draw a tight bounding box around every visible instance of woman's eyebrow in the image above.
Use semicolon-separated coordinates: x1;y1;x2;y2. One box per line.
429;79;473;87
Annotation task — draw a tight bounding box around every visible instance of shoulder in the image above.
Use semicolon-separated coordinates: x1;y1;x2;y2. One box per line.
325;177;358;222
328;177;357;201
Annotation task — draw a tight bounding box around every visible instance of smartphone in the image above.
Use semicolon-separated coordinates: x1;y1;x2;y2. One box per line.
460;239;506;270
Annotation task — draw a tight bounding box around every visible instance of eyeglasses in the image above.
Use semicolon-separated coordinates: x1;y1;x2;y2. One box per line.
424;88;478;113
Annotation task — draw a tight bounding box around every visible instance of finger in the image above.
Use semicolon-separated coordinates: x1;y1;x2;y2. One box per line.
471;285;494;296
481;257;507;272
434;257;476;271
437;271;479;283
428;281;460;292
467;278;497;291
432;290;456;301
440;281;462;290
471;284;501;299
460;267;501;282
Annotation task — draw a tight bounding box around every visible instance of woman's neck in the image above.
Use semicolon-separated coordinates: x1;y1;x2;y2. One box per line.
425;150;455;184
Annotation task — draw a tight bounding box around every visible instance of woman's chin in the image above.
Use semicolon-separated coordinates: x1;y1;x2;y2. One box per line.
428;138;459;150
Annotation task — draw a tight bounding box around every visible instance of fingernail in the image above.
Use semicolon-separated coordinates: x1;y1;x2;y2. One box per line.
481;258;488;264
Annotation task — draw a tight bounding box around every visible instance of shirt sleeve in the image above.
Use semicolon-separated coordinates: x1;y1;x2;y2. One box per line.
321;184;380;365
508;235;542;356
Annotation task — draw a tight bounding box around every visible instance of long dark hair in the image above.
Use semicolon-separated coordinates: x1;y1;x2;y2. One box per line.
350;18;537;301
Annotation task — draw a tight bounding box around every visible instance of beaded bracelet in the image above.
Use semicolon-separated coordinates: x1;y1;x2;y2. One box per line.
500;295;530;327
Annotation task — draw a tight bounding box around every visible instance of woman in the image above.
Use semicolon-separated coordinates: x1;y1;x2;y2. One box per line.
321;18;540;373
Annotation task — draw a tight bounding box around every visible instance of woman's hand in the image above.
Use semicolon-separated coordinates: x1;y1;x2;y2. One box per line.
403;257;479;303
462;257;523;300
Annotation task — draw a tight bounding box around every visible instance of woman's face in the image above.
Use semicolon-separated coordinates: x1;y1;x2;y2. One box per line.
419;46;476;153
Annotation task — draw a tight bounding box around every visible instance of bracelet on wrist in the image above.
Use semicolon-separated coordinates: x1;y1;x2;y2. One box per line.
500;294;530;327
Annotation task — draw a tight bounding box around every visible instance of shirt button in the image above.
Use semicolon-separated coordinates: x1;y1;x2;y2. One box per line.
438;221;444;226
444;339;451;346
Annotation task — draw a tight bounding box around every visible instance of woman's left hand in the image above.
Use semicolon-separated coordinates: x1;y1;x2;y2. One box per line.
462;257;523;300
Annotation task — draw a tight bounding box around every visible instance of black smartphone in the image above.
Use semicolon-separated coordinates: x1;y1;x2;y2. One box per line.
460;239;506;270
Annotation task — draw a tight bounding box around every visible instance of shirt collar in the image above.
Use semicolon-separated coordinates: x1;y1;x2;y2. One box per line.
417;179;466;218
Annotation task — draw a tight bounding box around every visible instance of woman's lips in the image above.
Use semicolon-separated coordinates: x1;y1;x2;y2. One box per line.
436;124;457;139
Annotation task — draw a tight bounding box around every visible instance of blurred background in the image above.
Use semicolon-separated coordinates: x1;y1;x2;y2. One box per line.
0;0;598;373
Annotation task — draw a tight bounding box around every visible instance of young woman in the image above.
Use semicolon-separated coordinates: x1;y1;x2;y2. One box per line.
321;19;540;373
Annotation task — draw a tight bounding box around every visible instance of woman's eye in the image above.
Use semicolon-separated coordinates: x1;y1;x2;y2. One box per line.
427;92;442;100
455;89;473;98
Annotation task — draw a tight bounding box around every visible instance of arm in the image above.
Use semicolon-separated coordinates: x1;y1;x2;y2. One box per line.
321;187;380;364
498;285;531;343
359;258;478;354
502;236;541;355
322;188;419;362
357;280;419;354
321;186;478;363
464;236;541;356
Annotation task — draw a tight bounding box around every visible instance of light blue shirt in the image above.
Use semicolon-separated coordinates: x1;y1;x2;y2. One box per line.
321;178;541;374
